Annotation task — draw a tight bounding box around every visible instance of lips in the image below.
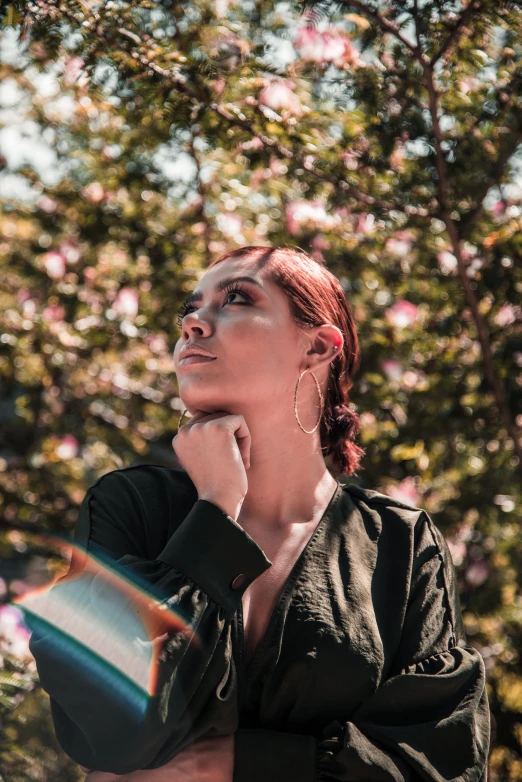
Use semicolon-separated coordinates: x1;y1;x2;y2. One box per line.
179;353;217;367
179;345;217;361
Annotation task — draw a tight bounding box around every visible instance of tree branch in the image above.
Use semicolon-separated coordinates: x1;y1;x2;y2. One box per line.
35;0;392;212
458;68;522;237
187;121;212;264
334;0;522;468
459;124;522;239
420;59;522;469
430;0;483;67
337;0;417;53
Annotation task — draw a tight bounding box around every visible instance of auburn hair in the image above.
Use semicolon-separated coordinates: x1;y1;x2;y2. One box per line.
207;245;365;477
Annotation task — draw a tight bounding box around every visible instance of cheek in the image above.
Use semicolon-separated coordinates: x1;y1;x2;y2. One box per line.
235;318;283;356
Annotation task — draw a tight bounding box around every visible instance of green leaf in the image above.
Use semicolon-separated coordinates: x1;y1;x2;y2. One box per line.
2;4;21;27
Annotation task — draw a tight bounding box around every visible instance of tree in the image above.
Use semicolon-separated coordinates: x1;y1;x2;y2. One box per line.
0;0;521;777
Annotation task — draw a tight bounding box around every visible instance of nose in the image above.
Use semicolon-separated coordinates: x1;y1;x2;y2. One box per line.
177;312;212;358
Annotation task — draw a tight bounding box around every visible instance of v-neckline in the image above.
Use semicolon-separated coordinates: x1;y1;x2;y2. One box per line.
238;478;342;676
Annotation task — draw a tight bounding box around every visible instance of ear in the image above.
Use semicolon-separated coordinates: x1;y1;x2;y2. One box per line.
305;324;344;370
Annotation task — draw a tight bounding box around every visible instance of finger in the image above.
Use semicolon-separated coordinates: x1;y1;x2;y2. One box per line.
201;414;250;467
221;415;251;467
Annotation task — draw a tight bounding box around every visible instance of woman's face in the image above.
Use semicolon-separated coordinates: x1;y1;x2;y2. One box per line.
173;258;311;417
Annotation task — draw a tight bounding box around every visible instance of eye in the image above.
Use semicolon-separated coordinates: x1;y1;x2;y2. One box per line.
176;283;252;327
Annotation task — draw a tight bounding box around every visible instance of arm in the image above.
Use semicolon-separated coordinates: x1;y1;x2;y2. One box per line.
23;469;271;776
81;734;235;781
232;510;491;782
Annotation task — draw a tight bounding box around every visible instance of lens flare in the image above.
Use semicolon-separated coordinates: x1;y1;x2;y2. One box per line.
14;537;202;711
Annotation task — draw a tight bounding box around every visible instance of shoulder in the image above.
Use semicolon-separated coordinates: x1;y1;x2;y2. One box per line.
343;483;425;532
343;484;453;570
342;483;453;565
87;464;198;535
344;483;423;513
81;465;199;559
89;463;198;502
342;485;463;634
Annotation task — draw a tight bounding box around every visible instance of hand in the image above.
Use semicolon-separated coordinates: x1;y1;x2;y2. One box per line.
80;733;235;781
172;409;251;520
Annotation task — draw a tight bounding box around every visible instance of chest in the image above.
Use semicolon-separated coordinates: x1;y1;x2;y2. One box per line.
241;523;320;667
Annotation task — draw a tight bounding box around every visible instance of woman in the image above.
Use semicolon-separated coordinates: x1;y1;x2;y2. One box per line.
28;246;490;781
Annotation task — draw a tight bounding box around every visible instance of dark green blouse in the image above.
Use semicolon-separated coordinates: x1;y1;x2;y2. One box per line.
27;464;491;780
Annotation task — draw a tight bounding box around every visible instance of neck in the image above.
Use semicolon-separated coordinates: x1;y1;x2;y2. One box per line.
235;409;338;531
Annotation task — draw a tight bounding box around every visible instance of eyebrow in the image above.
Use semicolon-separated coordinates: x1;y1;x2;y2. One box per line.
182;276;264;308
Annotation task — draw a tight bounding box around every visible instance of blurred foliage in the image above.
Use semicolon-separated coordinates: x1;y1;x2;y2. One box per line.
0;0;521;778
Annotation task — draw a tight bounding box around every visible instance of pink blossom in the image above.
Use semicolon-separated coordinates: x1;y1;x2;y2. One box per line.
294;27;361;68
43;251;67;279
380;52;396;69
269;156;288;176
9;626;31;658
0;605;23;632
489;200;505;217
494;303;518;327
22;298;36;319
56;434;79;460
437;250;458;273
380;359;404;381
0;604;32;660
217;211;243;238
386;477;422;507
82;182;105;203
385;237;410;255
465;560;490;587
459;77;480;94
455;522;474;542
293;27;325;63
59;239;81;264
342;150;359;170
390;143;405;171
113;287;139;318
17;288;31;304
37;195;57;213
83;266;98;284
401;369;425;390
385;300;418;328
250;169;267;188
356;213;375;234
285;199;334;235
42;304;65;322
210;75;226;97
215;0;233;17
63;56;85;86
311;234;331;251
446;539;467;567
385;230;414;256
323;31;361;68
259;80;303;116
240;137;264;151
148;335;167;354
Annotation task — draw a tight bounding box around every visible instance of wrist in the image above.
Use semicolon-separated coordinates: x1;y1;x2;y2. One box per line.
198;495;244;522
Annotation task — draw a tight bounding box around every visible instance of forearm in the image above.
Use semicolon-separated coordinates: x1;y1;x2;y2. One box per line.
81;734;235;782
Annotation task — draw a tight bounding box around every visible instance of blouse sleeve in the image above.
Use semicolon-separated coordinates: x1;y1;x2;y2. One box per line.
24;470;271;776
315;509;491;782
231;509;490;782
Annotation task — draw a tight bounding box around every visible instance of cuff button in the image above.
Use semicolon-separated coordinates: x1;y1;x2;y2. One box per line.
231;574;246;590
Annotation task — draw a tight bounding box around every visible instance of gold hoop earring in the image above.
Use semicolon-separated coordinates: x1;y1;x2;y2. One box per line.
294;344;339;434
294;368;324;434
